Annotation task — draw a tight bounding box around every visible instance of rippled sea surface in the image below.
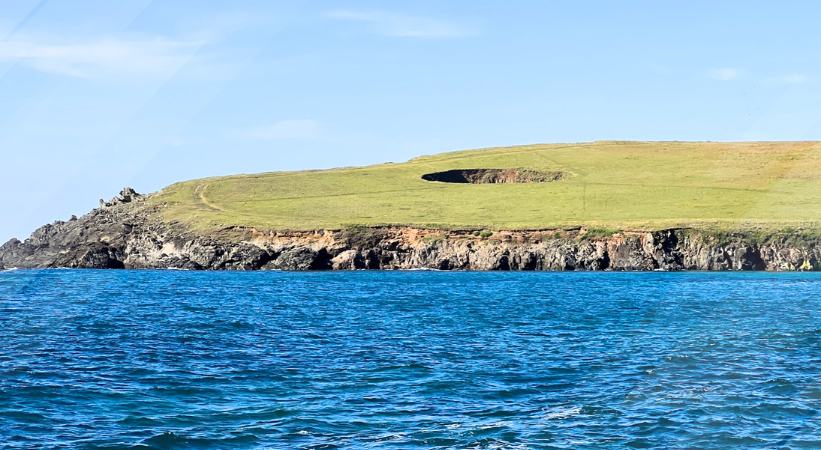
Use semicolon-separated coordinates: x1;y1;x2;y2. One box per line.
0;271;819;449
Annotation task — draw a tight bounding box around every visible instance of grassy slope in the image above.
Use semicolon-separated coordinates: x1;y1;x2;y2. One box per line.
152;141;821;233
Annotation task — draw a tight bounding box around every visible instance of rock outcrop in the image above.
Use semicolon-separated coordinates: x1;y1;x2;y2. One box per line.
1;189;818;271
99;186;142;208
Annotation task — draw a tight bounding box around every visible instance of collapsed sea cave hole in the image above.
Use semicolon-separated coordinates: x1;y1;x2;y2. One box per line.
421;168;566;184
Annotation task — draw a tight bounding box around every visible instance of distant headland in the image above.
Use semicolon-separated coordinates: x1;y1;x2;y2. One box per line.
2;141;819;270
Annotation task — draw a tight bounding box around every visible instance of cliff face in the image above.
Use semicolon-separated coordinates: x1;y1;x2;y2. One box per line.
1;189;818;271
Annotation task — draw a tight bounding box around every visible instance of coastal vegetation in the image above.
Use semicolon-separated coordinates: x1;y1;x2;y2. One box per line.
153;141;821;234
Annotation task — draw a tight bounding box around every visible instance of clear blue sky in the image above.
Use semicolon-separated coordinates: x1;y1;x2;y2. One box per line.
1;0;820;241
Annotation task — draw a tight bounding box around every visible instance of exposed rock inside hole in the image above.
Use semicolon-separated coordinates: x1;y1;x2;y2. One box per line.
421;168;565;184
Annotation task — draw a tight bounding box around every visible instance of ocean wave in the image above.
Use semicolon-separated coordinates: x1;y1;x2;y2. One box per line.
543;406;582;420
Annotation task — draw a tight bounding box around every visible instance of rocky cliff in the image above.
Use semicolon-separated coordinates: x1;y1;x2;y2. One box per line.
1;188;818;271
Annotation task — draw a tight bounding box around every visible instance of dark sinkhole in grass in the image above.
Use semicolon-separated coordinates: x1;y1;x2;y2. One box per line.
421;168;566;184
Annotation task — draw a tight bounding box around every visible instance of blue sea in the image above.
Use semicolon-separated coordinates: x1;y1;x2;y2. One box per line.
0;270;819;449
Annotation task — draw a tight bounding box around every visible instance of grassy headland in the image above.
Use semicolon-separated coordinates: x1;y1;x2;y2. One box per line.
151;141;821;234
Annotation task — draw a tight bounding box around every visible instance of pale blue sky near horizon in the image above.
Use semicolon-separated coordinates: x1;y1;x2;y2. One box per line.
1;0;820;241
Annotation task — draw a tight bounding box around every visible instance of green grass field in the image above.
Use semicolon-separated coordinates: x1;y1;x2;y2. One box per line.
151;141;821;233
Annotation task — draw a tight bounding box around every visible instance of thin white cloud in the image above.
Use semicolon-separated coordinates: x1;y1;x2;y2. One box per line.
708;67;741;81
326;9;475;39
706;69;811;86
240;119;321;141
0;36;203;78
775;73;808;84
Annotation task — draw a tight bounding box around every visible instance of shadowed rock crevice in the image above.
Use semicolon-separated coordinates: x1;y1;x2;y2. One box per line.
421;168;566;184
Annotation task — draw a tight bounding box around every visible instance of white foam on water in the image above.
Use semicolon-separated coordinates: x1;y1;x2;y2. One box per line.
544;406;582;420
